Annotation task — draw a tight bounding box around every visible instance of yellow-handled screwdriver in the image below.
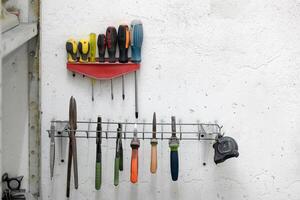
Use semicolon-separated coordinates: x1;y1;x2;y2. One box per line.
89;33;97;101
78;39;90;62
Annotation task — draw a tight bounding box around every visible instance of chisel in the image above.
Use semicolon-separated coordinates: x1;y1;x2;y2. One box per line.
50;122;55;179
95;116;102;190
130;20;143;118
150;112;158;173
66;96;78;197
169;116;179;181
118;25;130;100
130;124;140;183
66;38;78;62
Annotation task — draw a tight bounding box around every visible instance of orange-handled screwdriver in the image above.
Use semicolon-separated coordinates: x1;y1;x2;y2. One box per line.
130;124;140;183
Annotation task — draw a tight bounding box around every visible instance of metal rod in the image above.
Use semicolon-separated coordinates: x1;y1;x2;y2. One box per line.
48;135;216;141
51;120;222;128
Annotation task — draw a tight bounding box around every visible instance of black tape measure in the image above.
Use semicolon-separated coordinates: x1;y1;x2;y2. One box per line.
213;136;239;164
2;173;23;191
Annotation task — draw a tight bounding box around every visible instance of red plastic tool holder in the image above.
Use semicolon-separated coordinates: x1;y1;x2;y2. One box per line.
67;60;140;80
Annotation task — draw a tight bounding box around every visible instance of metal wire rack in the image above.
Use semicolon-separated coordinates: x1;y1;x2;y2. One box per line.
47;119;223;141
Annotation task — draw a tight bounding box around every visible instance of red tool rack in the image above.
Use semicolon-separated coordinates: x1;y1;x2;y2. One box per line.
67;59;140;80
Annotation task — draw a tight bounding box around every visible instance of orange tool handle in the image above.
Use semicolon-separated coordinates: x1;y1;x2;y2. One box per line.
130;149;139;183
150;144;157;173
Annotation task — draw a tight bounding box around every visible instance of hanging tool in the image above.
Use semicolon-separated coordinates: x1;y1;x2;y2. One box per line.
106;27;117;100
118;124;124;171
130;124;140;183
66;38;78;62
130;20;143;118
78;39;90;62
95;116;102;190
89;33;97;101
114;125;123;186
50;122;55;180
169;116;179;181
66;96;78;198
118;24;130;100
213;135;239;164
97;34;106;62
150;112;158;173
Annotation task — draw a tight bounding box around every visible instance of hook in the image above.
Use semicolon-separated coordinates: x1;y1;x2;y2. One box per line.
179;119;182;140
106;119;109;139
197;120;201;140
87;119;91;138
160;119;164;140
142;119;145;140
124;119;127;139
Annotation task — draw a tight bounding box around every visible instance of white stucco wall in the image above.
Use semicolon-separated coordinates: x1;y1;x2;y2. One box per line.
41;0;300;199
2;44;29;191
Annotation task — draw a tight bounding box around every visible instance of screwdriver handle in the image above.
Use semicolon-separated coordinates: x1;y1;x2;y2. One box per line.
97;34;106;62
106;27;117;63
119;141;123;171
78;39;90;62
130;20;143;63
150;144;157;173
114;157;120;186
66;39;78;62
89;33;96;62
118;25;130;63
170;148;179;181
130;149;138;183
95;161;102;190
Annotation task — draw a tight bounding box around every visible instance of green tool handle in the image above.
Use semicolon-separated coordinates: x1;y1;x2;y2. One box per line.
114;157;120;186
95;162;102;190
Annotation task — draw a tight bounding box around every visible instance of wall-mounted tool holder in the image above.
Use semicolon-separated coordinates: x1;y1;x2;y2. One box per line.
67;59;140;79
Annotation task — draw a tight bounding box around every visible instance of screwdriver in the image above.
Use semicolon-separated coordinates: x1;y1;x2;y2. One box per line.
97;34;106;97
89;33;97;101
97;34;106;63
118;25;130;100
78;39;90;62
106;27;117;100
66;38;78;62
169;116;179;181
95;116;102;190
130;20;143;119
130;124;140;183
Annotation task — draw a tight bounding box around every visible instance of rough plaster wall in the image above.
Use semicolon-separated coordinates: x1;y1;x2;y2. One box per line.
2;45;29;191
41;0;300;199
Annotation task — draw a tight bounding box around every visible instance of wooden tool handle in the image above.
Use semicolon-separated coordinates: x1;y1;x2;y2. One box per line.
150;145;157;173
130;149;138;183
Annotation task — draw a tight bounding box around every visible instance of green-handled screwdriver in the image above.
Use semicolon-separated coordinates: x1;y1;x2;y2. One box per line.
95;116;102;190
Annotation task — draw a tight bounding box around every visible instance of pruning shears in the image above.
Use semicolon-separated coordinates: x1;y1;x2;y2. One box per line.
66;96;78;197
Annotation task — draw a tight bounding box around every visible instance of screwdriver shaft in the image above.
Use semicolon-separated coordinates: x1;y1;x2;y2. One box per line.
91;79;95;101
122;75;125;100
134;71;138;118
111;79;114;100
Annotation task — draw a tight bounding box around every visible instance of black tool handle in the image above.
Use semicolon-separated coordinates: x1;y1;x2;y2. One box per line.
106;27;117;63
97;34;106;62
118;25;130;63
